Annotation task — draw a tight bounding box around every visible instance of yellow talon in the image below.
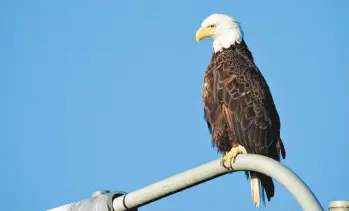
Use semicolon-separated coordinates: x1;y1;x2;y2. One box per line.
220;152;227;163
221;146;241;169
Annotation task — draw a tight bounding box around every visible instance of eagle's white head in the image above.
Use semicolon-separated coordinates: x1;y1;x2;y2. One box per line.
196;14;243;53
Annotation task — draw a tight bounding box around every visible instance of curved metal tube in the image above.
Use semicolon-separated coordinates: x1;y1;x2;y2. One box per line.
113;154;323;211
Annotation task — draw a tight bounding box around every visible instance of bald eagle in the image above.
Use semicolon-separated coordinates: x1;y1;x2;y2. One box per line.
196;14;286;207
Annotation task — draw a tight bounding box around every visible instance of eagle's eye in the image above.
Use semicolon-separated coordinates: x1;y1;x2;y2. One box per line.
208;24;216;28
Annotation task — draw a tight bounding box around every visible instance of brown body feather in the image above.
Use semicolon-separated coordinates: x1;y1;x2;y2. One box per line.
203;40;286;202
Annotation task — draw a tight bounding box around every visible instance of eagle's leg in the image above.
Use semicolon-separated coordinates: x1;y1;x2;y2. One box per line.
220;144;246;170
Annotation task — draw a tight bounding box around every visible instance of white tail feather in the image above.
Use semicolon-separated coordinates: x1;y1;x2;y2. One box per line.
250;172;261;208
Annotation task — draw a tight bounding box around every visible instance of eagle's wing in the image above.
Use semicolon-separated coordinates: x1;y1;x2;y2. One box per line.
213;51;285;161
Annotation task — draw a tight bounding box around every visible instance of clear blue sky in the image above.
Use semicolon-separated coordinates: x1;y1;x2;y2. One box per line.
1;0;348;210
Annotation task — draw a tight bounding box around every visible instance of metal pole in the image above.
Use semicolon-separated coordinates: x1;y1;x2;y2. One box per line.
329;201;349;211
113;154;323;211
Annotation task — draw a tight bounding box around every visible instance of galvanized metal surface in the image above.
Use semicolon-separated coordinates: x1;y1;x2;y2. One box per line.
113;154;323;211
329;200;349;211
47;191;132;211
47;203;74;211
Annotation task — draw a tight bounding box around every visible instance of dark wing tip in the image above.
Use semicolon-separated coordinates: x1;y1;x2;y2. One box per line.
280;140;286;159
277;138;286;159
259;173;275;201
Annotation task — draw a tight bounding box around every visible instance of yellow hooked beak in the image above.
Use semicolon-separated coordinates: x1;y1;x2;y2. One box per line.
195;27;214;43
